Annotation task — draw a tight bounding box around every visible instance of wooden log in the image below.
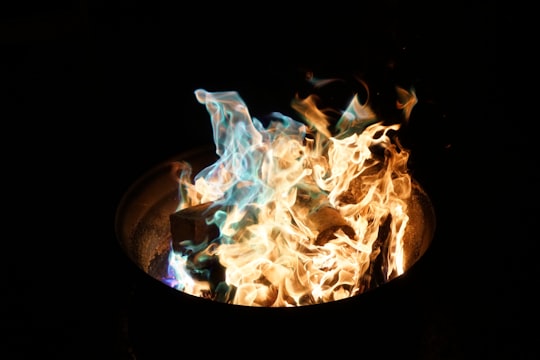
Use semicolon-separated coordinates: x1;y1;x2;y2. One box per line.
169;202;219;253
169;202;228;298
308;206;356;246
360;214;392;289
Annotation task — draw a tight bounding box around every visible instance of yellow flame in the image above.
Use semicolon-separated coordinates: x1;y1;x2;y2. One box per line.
169;81;418;307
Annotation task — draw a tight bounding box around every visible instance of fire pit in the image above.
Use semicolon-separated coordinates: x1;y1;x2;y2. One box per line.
115;79;436;309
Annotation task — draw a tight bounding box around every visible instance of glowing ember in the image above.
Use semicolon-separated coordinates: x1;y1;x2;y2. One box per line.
164;78;418;307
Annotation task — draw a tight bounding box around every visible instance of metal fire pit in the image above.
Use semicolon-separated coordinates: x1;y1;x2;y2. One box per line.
115;144;437;358
116;144;435;298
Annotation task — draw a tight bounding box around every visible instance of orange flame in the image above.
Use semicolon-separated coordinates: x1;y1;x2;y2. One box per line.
168;79;418;307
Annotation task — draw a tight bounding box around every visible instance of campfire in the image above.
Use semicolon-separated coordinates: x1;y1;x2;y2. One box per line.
115;75;436;308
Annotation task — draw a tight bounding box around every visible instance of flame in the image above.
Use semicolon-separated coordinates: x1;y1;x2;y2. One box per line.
167;79;418;307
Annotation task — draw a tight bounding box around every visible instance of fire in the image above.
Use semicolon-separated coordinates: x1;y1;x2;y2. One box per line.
165;77;418;307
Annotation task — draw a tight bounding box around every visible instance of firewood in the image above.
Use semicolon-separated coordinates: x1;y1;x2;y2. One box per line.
361;214;392;289
169;202;219;252
308;206;356;246
169;201;228;296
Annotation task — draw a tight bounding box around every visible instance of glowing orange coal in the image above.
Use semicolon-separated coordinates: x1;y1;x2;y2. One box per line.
165;76;419;307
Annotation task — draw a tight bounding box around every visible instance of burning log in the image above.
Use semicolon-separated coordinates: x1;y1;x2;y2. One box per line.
294;186;356;246
308;206;356;246
171;197;357;248
169;202;227;298
361;214;392;289
169;202;219;252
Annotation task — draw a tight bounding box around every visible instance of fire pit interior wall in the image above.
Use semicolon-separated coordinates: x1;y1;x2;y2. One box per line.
115;146;219;272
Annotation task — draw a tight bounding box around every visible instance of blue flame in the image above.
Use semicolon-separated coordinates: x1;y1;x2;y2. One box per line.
193;89;308;212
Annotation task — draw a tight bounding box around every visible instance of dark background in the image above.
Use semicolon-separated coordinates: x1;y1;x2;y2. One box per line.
2;1;534;359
